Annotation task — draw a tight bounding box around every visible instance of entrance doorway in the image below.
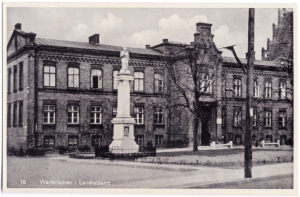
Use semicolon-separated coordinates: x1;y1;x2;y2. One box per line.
201;116;211;146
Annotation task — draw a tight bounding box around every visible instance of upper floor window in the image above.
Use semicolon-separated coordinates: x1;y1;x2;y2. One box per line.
113;70;119;90
279;82;286;99
134;107;144;125
134;72;144;91
13;65;17;92
264;111;272;127
8;69;11;94
153;107;163;124
233;78;242;97
68;67;79;88
154;73;163;93
253;80;260;98
91;69;102;89
265;81;272;98
221;78;226;97
90;106;102;124
44;66;56;87
200;74;212;93
67;105;79;124
233;108;242;127
43;105;55;124
278;110;287;127
19;62;24;90
221;107;226;126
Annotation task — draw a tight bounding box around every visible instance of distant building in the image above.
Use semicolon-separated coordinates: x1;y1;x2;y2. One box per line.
7;13;293;150
262;8;293;61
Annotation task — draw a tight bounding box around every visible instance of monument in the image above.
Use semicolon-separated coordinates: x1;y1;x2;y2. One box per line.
109;47;139;153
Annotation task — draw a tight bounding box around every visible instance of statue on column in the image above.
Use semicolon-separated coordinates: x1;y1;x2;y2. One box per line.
120;46;130;73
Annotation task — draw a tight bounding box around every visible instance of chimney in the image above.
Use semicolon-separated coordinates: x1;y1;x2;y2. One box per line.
163;39;168;43
26;32;37;45
145;44;151;49
89;34;100;44
15;23;22;30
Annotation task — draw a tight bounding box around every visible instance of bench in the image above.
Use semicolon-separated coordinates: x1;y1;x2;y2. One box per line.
261;140;280;147
210;141;233;149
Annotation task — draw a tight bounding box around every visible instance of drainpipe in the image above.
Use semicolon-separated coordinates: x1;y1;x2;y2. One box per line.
34;46;39;150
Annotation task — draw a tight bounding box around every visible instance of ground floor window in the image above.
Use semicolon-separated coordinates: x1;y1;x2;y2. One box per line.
91;135;102;147
68;136;78;148
135;135;144;146
44;136;55;148
235;134;242;145
155;135;163;146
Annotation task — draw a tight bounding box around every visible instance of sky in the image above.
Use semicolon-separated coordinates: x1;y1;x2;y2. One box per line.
7;7;282;60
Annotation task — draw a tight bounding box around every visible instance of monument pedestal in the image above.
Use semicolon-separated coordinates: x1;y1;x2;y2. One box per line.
109;73;139;154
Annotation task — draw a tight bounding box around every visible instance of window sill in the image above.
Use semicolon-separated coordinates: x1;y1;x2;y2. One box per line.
90;88;103;92
67;124;80;127
43;86;56;89
67;87;80;90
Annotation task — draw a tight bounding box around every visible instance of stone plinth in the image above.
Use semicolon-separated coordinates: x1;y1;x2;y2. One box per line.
109;73;139;153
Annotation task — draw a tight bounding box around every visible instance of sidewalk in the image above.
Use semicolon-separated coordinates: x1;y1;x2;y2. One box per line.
157;145;292;153
48;156;293;188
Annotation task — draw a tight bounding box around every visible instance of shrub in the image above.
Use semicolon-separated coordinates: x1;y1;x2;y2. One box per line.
57;146;69;154
78;145;91;152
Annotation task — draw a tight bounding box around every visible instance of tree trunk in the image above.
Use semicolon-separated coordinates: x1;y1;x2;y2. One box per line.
193;117;199;151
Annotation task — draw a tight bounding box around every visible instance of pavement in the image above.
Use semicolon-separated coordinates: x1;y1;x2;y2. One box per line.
47;155;294;188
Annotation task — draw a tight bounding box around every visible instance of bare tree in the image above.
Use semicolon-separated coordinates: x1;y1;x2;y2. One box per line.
163;42;223;151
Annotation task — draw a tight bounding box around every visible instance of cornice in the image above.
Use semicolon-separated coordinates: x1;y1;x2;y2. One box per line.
222;69;288;78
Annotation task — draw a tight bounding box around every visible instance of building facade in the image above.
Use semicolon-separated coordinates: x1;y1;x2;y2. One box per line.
7;11;293;150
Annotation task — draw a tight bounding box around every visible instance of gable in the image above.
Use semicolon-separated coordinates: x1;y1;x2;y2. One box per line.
7;31;27;56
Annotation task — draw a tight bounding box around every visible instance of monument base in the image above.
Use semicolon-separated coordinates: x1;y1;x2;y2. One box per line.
109;117;139;154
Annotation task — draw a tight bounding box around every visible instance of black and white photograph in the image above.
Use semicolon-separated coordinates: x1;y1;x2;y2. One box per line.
2;2;297;194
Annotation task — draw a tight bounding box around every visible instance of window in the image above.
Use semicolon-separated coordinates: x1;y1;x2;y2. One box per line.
134;107;144;125
90;106;102;124
253;80;260;98
135;135;144;146
221;79;226;97
67;105;79;124
134;72;144;91
233;78;242;97
13;102;17;127
68;67;79;88
113;70;119;90
233;108;242;127
44;137;55;148
200;74;212;93
13;66;17;92
235;134;242;145
253;108;257;127
19;62;23;90
153;107;163;124
8;69;11;94
279;82;286;99
91;135;102;147
18;101;23;126
265;81;272;98
68;136;78;148
43;105;55;124
91;69;102;89
44;66;56;87
155;135;163;146
112;106;117;117
266;135;273;142
7;103;11;127
221;107;226;126
278;111;287;127
154;73;163;92
264;111;272;127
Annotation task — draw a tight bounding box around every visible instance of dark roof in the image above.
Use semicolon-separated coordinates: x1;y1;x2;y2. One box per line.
35;38;163;56
222;56;280;67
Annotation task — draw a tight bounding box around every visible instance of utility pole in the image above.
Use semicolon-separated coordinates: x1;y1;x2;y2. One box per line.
245;8;255;178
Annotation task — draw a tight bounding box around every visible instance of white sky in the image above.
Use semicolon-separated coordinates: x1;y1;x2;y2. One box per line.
7;7;284;60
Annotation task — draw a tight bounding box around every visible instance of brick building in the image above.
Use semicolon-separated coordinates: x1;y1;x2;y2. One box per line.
6;15;293;150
